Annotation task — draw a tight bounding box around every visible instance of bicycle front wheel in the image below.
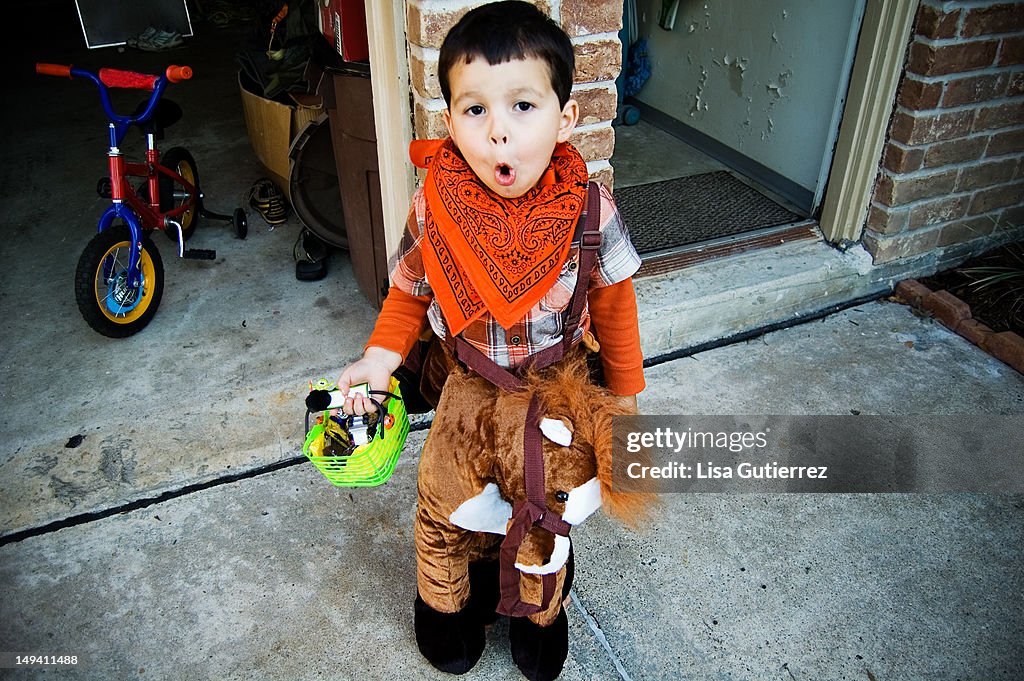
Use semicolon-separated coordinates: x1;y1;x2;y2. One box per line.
75;225;164;337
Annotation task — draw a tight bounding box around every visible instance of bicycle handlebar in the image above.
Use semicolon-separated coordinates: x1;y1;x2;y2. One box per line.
35;63;72;78
35;63;192;90
99;68;159;90
36;62;194;143
166;65;193;83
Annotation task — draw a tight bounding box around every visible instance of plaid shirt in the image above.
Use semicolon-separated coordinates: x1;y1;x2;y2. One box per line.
389;183;642;370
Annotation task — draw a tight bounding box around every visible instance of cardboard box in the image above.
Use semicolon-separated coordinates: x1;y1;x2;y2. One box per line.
238;72;323;201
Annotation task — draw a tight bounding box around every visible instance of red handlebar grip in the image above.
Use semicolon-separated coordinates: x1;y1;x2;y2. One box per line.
98;68;158;90
36;63;72;78
166;65;193;83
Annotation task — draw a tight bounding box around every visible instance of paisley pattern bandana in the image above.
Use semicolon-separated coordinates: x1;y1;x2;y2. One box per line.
410;138;589;335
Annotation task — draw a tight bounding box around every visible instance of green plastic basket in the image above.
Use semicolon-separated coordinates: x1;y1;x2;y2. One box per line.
302;377;410;487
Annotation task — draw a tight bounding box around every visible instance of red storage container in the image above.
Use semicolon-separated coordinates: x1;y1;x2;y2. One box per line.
320;0;369;63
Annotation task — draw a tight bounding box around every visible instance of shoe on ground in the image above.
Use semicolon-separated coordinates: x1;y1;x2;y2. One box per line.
294;229;328;280
248;178;289;225
126;26;158;49
136;29;185;52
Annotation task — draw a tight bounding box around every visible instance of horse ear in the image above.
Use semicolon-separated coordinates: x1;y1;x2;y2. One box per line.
540;417;573;446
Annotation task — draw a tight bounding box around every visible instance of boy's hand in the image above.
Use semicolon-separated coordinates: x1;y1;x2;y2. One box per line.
338;346;403;415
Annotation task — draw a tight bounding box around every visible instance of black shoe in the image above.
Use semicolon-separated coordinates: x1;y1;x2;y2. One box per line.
509;608;569;681
295;258;327;281
294;229;328;281
414;593;486;675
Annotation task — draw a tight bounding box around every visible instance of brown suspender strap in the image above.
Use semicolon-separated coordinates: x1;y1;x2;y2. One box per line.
521;397;570;536
523;395;546;505
498;499;559;617
561;181;603;354
451;335;524;392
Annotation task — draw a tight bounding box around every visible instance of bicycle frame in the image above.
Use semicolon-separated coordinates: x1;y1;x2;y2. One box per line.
101;136;198;271
70;66;195;285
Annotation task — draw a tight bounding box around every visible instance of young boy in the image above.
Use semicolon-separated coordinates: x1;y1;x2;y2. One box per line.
338;4;643;415
335;1;644;677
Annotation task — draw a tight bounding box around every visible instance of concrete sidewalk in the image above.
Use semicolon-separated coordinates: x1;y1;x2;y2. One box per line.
2;301;1022;680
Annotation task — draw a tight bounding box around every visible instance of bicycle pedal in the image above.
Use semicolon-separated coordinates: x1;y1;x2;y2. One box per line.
183;248;216;260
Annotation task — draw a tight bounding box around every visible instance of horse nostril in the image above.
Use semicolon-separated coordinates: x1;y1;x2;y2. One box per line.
555;491;569;503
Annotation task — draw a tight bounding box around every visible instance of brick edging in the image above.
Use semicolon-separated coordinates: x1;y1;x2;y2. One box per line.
894;279;1024;374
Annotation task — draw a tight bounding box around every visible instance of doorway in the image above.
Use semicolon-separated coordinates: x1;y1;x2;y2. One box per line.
611;0;867;258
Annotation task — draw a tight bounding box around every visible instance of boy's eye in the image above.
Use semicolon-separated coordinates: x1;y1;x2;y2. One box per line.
514;101;533;112
466;105;485;116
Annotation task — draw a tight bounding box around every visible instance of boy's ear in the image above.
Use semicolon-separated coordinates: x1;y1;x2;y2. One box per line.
443;108;454;140
556;99;579;144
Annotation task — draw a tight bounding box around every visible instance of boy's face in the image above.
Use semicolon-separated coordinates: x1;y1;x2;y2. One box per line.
444;56;579;199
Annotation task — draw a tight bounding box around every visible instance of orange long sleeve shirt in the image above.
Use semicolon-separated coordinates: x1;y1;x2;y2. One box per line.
366;277;644;396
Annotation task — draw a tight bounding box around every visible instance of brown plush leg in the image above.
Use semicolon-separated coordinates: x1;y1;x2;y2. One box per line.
414;501;472;613
413;503;487;674
414;368;499;612
412;367;500;674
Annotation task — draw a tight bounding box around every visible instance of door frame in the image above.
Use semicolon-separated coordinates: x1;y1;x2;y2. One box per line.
818;0;918;244
365;1;415;258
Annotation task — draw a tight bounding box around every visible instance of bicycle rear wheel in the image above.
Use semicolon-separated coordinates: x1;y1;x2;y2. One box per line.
75;225;164;337
160;147;200;242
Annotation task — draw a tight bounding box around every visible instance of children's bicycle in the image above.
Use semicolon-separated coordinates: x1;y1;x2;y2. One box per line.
36;62;248;337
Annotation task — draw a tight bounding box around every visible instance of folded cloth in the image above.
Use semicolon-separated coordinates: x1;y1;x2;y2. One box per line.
412;138;589;335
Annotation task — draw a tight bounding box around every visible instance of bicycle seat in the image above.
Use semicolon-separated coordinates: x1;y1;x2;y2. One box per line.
131;98;182;139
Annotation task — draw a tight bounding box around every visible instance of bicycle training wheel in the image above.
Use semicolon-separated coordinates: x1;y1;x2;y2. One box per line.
160;147;200;242
75;225;164;337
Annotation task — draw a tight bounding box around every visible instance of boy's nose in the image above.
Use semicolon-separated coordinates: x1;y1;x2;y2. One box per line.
489;118;508;145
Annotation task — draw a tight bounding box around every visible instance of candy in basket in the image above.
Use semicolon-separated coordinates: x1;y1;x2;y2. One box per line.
302;377;410;487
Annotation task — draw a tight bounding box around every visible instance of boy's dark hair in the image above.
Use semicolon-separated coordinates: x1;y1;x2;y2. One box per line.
438;1;575;108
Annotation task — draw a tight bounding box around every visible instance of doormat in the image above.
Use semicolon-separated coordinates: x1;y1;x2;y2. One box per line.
614;171;801;254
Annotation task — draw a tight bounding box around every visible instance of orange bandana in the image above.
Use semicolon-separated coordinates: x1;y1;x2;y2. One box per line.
410;138;589;335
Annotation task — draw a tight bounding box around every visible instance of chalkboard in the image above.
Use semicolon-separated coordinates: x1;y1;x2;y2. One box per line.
76;0;193;49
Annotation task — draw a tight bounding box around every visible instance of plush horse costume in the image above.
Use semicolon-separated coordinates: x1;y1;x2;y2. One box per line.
412;341;646;680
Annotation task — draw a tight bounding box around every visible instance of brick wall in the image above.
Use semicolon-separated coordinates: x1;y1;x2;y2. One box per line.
863;0;1024;263
406;0;622;187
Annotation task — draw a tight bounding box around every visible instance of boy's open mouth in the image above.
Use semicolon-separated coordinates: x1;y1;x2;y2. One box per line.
495;163;516;187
